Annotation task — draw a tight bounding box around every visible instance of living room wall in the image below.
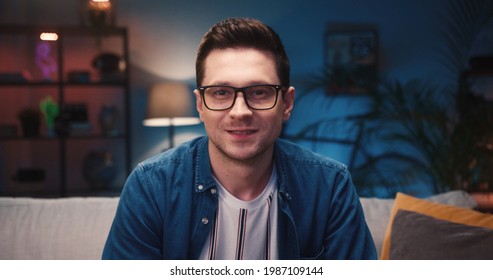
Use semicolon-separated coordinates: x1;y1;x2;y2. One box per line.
0;0;460;197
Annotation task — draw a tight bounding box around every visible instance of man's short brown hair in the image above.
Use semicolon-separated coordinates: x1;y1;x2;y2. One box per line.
195;17;290;87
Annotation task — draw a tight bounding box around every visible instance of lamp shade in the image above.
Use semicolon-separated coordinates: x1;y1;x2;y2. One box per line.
143;82;201;127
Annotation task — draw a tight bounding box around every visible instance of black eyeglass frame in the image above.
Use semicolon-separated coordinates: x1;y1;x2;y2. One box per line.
198;84;285;111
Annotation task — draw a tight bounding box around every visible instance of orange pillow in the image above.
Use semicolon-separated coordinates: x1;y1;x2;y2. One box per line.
380;192;493;260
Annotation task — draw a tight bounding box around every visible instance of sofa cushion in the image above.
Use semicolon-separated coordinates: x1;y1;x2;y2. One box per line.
380;193;493;260
389;209;493;259
0;197;119;260
360;190;477;258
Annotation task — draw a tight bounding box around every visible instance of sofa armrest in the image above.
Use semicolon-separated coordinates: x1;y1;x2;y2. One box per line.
0;197;119;260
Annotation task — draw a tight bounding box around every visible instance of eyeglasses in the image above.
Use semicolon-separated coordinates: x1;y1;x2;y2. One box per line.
198;84;284;111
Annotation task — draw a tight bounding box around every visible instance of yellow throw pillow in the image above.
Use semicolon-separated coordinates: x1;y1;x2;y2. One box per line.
380;192;493;260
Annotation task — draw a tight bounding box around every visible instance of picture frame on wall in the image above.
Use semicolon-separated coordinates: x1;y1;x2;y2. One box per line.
324;23;378;95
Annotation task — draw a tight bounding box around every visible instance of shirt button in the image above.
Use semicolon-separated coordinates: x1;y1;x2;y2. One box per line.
201;217;209;225
197;184;204;191
210;188;217;195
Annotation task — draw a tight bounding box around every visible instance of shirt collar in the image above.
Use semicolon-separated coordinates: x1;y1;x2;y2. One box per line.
193;137;290;199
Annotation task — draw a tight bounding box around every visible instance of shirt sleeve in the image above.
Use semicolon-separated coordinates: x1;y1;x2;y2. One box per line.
102;166;164;259
324;170;378;260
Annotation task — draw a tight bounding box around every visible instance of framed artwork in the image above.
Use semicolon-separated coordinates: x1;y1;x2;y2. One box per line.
324;23;378;95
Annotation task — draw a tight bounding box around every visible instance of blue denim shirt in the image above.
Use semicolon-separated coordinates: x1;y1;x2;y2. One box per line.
102;136;377;259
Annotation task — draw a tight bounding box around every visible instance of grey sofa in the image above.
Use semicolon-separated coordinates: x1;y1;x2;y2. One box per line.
0;191;477;259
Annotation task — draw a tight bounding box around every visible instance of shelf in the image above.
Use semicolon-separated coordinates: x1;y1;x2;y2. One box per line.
0;25;127;36
0;24;131;197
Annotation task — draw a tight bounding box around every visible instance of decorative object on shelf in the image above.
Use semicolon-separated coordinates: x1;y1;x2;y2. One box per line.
99;105;119;136
17;108;41;138
54;103;91;136
323;22;378;95
0;72;30;83
69;122;93;137
92;52;125;82
82;150;117;190
143;82;201;149
67;71;90;83
81;0;116;28
65;103;88;123
39;96;59;137
12;168;45;183
35;41;57;81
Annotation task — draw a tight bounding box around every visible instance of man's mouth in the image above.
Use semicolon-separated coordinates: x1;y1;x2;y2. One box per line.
227;130;256;135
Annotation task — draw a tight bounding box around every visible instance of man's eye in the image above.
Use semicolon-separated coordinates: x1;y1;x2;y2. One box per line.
251;89;267;96
247;87;271;99
215;90;229;96
215;90;228;95
211;88;232;98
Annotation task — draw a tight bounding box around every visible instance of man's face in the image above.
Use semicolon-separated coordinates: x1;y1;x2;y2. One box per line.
194;47;295;164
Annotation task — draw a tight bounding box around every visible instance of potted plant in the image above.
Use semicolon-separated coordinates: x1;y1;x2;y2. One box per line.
291;0;493;197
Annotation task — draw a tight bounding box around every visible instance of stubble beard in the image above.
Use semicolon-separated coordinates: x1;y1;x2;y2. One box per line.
208;132;276;168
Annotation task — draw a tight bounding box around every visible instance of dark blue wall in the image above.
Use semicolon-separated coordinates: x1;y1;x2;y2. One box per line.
2;0;483;197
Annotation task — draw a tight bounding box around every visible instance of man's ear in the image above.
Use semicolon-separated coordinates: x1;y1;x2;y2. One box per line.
282;86;295;121
194;89;204;121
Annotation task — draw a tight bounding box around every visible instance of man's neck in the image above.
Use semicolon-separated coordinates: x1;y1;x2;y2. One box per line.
209;145;274;201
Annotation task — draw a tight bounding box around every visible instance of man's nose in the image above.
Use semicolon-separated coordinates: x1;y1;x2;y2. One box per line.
229;92;253;117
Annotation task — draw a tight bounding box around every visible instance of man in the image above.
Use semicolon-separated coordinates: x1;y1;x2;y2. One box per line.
102;17;377;260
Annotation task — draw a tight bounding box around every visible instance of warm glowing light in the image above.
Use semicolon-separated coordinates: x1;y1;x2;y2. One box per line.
39;33;58;41
143;118;201;127
88;0;112;11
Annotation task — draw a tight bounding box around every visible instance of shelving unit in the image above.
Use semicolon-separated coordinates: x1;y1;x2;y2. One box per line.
0;25;131;197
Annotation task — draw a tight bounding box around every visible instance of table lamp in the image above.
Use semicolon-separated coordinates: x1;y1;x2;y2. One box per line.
143;82;201;148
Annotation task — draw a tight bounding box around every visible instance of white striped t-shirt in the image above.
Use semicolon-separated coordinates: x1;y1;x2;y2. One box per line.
199;168;278;260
